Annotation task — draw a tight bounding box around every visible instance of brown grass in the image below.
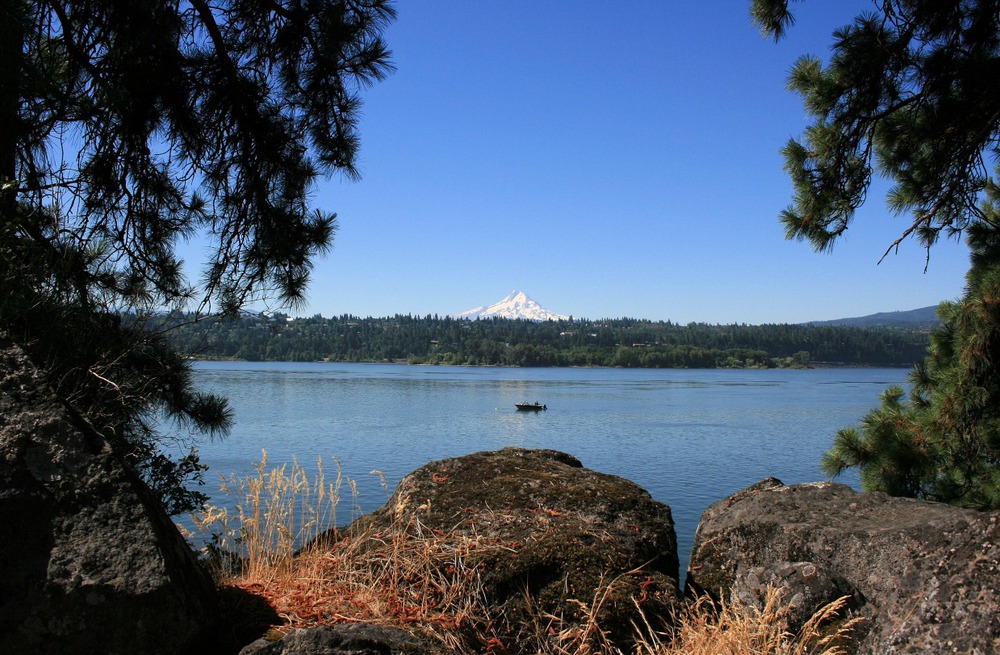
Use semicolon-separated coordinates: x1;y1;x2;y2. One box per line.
190;455;862;655
636;586;863;655
191;450;343;583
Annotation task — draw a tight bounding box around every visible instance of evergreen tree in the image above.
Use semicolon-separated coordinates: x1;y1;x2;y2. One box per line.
0;0;394;513
752;0;1000;506
752;0;999;255
823;221;1000;508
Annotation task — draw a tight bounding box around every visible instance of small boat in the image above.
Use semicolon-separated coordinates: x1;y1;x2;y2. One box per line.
516;402;547;411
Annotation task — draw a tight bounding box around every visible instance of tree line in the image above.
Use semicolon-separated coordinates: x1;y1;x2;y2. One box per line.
161;313;930;369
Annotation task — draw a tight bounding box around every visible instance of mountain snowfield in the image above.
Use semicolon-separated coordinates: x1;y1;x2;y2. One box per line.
454;291;570;321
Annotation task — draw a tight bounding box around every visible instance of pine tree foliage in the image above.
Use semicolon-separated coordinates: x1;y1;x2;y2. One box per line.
752;0;1000;256
755;0;1000;507
822;223;1000;507
0;0;394;513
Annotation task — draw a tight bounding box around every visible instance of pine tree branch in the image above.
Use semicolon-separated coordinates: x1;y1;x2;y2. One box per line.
877;200;945;270
48;1;105;84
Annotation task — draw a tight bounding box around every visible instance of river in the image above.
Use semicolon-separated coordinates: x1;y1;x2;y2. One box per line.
186;361;908;573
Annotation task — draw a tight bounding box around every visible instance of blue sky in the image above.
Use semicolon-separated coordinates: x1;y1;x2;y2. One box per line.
266;1;971;324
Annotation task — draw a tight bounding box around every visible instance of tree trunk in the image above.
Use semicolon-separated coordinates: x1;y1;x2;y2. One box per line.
0;0;23;215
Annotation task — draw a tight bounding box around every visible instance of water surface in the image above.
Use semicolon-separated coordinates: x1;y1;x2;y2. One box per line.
187;362;907;572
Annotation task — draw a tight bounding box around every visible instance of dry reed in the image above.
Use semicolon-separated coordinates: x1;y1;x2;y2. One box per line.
190;449;343;583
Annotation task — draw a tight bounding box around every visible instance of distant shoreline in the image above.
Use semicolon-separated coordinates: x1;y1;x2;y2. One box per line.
166;314;928;368
185;356;912;370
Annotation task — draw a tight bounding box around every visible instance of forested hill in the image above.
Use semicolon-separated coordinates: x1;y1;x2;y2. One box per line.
160;313;930;368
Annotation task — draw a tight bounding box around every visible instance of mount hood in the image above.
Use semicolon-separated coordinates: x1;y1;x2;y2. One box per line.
455;291;569;321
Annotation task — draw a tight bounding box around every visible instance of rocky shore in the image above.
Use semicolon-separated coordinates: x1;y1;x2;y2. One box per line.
2;333;997;654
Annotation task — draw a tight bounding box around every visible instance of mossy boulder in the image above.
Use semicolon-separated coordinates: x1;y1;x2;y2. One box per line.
353;447;680;653
687;478;1000;655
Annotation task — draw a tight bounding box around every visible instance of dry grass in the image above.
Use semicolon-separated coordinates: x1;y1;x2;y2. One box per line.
636;587;863;655
190;455;861;655
191;450;344;583
191;453;498;650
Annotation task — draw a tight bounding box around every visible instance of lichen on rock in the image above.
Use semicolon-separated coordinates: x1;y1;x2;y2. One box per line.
347;447;682;652
687;478;1000;655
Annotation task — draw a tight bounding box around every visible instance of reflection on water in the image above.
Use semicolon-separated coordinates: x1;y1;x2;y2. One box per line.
187;362;908;573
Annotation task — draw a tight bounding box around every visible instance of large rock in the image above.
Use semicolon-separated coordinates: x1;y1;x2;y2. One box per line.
240;624;446;655
687;478;1000;655
351;448;681;652
0;334;219;654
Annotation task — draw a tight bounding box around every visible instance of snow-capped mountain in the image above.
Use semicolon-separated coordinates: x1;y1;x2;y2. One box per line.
455;291;569;321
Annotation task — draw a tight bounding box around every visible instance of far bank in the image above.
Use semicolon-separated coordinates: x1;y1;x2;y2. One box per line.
160;312;929;368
